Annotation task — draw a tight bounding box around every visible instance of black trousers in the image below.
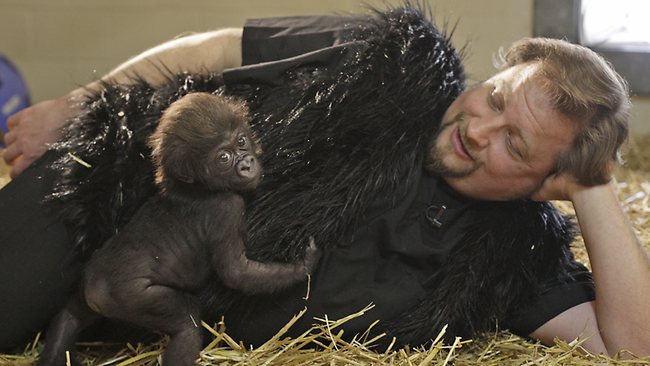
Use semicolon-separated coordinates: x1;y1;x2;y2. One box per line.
0;152;81;348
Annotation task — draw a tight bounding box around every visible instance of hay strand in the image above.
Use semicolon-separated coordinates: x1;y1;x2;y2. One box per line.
0;152;9;189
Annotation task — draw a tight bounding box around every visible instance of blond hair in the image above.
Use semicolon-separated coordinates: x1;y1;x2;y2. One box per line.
500;38;630;185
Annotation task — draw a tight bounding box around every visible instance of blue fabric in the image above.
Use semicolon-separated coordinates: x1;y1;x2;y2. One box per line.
0;55;30;137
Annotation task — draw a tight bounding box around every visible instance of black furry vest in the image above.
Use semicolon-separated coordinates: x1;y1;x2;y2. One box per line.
48;5;578;346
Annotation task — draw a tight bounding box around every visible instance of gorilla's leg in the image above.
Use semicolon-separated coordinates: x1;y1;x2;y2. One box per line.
85;275;203;366
37;293;100;366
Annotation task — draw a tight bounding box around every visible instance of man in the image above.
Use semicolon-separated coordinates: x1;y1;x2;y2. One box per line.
429;39;647;354
2;6;649;357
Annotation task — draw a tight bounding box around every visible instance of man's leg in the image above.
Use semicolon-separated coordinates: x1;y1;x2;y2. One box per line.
0;152;80;349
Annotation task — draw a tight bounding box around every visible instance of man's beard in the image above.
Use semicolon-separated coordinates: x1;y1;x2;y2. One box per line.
424;113;480;179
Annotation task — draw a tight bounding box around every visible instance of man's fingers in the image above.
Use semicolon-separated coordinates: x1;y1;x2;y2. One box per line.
529;191;545;202
2;142;20;164
3;129;17;145
9;156;31;179
6;113;22;129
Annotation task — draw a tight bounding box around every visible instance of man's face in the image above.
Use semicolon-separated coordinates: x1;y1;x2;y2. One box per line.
426;63;578;201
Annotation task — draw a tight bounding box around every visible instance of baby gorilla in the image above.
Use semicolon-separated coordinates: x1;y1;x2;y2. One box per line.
38;92;319;366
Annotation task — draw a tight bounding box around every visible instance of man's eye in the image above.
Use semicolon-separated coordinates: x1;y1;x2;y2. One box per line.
506;131;523;159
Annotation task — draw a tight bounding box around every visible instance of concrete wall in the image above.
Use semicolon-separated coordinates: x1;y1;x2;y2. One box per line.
1;0;647;134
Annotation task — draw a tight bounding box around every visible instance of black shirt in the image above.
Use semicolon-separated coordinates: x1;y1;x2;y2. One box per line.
220;15;595;346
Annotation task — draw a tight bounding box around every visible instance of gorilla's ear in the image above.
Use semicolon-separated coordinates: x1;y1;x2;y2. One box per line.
172;168;195;184
154;132;198;185
163;150;196;184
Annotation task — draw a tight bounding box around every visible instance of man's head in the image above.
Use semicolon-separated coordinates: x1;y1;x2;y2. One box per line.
425;37;630;201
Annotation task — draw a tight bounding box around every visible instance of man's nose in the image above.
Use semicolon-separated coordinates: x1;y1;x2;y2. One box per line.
465;116;502;149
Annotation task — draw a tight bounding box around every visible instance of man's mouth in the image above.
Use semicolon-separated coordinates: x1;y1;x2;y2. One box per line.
451;126;474;161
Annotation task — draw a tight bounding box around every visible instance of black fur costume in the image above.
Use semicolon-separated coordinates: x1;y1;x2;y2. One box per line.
47;5;579;345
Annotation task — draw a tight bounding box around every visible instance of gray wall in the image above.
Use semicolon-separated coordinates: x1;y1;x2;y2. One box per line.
2;0;648;133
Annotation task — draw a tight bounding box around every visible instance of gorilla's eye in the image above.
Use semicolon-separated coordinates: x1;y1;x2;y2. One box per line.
237;136;247;147
218;151;232;163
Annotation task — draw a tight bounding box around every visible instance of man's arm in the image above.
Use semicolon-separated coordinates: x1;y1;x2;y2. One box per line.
2;28;243;178
530;301;607;353
99;28;243;87
532;180;650;357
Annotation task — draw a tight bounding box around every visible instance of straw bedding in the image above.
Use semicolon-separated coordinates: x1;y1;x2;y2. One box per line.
0;154;8;189
1;140;650;365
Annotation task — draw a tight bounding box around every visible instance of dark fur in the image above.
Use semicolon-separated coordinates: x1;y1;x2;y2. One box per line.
47;4;579;346
38;93;319;366
382;199;579;346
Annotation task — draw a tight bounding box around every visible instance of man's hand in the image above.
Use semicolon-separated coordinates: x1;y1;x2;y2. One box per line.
530;164;650;356
530;163;614;202
530;172;578;202
2;95;77;178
